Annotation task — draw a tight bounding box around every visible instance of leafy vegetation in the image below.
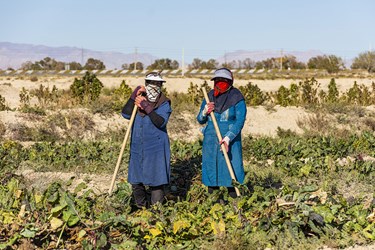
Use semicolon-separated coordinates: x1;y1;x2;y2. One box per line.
351;51;375;73
0;132;375;249
70;72;104;104
0;94;9;111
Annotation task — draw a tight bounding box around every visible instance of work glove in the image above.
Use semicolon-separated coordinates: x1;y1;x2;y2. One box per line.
202;102;215;116
131;86;146;100
220;136;230;153
135;96;153;114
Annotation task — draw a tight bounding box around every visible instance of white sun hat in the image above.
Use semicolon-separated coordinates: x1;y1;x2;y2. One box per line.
211;68;233;81
145;72;166;82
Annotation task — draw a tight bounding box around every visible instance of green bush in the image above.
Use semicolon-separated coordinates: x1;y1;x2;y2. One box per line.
70;71;103;103
239;82;266;106
0;94;9;111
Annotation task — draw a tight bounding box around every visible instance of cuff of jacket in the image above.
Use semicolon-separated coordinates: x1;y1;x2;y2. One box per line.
224;131;237;142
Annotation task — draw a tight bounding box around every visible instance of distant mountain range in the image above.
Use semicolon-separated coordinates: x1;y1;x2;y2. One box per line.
0;42;156;70
0;42;348;70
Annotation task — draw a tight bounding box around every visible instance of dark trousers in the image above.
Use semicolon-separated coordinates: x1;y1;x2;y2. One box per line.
208;186;237;198
132;183;164;208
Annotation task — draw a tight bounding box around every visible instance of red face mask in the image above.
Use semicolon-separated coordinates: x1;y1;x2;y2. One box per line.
214;81;231;96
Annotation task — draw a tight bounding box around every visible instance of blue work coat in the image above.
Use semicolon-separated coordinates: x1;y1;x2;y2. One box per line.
197;99;247;187
122;101;172;186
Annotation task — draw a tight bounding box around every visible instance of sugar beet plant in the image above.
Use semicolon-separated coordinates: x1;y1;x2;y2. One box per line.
0;132;375;249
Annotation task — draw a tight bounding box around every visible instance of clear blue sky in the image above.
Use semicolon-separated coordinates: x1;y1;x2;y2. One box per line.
1;0;374;62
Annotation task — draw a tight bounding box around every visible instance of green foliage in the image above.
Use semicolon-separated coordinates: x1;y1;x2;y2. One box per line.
70;72;104;104
275;85;292;106
19;87;30;108
147;58;179;70
169;81;209;113
122;62;144;70
30;84;60;108
187;82;204;105
299;77;320;105
327;78;339;103
83;58;105;70
351;51;375;73
0;94;9;111
190;58;218;69
307;55;344;73
112;80;132;110
239;82;266;106
343;81;373;105
1;133;375;248
21;57;66;71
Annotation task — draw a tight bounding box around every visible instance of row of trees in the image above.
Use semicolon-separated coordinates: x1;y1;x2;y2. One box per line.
17;51;375;73
21;57;106;71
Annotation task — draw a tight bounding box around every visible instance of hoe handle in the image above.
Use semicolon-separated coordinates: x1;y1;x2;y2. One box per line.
108;104;137;195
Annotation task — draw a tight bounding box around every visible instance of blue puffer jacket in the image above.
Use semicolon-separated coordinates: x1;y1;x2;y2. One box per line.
122;101;172;186
197;97;247;187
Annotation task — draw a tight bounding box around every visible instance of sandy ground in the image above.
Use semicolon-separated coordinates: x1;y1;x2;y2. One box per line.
1;75;374;138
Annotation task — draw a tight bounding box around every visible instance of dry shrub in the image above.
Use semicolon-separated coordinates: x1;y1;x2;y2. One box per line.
54;90;77;109
297;113;330;135
30;76;38;82
88;95;117;116
9;123;34;141
168;114;191;134
296;112;350;137
9;123;60;142
47;110;95;139
362;117;375;131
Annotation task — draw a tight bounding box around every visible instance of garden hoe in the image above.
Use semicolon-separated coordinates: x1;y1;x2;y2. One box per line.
108;104;138;195
201;87;241;196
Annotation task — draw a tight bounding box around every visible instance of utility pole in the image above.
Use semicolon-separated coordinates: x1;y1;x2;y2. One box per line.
134;47;138;71
182;47;185;77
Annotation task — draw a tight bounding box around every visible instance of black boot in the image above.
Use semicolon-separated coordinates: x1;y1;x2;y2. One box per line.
150;185;165;205
227;187;237;198
132;183;147;208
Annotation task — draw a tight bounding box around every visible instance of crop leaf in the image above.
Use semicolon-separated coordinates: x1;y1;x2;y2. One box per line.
173;219;190;234
50;217;64;230
211;219;225;235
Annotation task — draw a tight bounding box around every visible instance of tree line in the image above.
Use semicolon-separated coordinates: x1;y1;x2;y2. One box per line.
14;51;375;73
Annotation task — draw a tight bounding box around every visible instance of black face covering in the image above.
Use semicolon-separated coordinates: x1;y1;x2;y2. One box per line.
208;87;244;114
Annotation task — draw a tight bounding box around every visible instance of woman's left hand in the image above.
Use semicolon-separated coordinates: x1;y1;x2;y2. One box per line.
135;96;146;109
219;137;230;153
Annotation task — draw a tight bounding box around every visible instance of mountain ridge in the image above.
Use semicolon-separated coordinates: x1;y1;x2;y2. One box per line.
0;42;348;70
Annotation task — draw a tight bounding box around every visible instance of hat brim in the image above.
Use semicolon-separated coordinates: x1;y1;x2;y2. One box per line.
210;76;232;81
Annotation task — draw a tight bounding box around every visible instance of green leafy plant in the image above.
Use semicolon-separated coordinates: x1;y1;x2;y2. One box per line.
239;82;266;106
70;72;103;104
0;94;9;111
31;84;60;108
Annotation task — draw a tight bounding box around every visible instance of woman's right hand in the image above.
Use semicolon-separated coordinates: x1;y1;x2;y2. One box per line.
203;102;215;116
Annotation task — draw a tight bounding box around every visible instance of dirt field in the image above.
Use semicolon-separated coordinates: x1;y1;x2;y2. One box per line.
1;75;374;138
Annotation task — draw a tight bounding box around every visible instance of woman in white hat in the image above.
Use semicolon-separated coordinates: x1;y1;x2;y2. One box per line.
197;68;247;199
122;72;172;208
